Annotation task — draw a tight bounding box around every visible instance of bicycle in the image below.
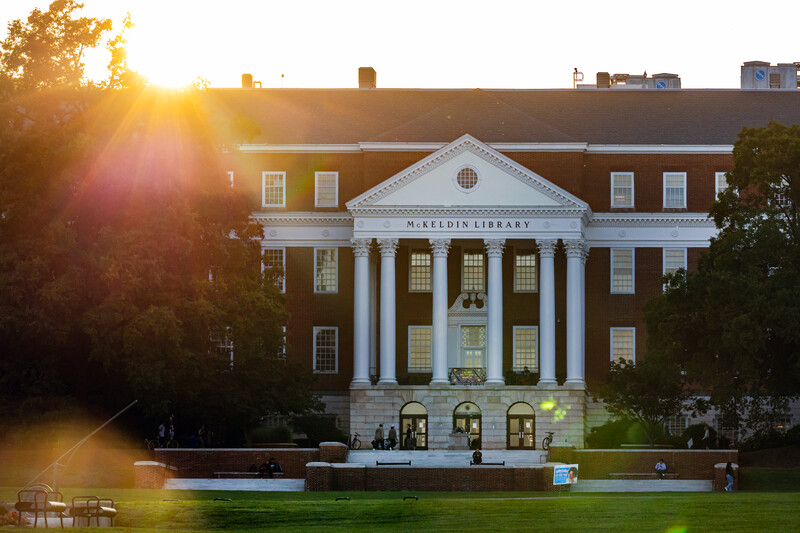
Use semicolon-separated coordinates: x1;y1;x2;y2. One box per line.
347;432;362;450
541;431;555;451
145;437;179;450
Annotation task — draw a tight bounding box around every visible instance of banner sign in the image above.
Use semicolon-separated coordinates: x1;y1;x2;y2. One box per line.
553;464;579;485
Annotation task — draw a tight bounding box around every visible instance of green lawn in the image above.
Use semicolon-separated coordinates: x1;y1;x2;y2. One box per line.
2;489;799;532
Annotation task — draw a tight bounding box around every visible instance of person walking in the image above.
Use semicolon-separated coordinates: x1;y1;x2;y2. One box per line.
387;425;397;450
725;462;735;491
373;423;385;450
405;423;414;450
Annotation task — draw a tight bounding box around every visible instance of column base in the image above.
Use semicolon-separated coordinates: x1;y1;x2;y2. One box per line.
350;378;372;388
429;378;450;385
563;379;586;390
537;378;558;388
485;378;505;386
377;378;398;386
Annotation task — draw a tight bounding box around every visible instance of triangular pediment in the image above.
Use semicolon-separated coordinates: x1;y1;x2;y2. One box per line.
347;135;589;214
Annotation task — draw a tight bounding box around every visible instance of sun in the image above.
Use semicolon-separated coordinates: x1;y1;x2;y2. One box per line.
125;27;203;89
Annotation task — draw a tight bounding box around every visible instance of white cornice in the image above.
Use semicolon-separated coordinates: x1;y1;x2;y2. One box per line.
585;145;733;154
349;207;590;219
238;144;362;153
589;212;715;227
252;212;353;225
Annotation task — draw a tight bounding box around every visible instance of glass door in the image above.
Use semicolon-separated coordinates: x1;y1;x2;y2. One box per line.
507;403;535;450
454;402;482;449
400;401;428;450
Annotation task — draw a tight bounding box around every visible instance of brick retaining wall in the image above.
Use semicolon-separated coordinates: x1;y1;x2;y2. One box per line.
153;448;320;479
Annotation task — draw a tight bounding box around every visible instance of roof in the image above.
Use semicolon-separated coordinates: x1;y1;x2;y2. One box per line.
202;88;800;145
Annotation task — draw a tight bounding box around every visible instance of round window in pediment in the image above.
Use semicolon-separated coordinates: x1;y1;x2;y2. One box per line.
455;166;480;192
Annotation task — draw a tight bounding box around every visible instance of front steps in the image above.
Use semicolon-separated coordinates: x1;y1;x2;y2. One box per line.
347;449;549;467
164;478;306;491
569;480;713;492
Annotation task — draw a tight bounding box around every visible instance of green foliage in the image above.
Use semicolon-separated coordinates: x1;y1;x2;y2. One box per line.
247;423;293;445
600;356;705;447
645;121;800;434
683;424;717;449
585;418;648;449
0;0;111;90
292;414;347;447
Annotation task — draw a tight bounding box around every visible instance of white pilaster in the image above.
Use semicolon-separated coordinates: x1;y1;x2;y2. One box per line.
537;239;557;387
429;238;451;385
485;239;506;385
564;239;586;388
351;238;372;386
378;238;398;385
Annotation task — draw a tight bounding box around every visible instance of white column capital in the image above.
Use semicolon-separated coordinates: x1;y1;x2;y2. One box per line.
429;238;451;257
484;238;506;258
563;238;586;258
351;238;372;257
377;238;398;257
536;239;558;258
581;241;591;264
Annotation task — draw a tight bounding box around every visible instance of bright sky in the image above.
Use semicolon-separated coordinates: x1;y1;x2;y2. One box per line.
1;0;798;89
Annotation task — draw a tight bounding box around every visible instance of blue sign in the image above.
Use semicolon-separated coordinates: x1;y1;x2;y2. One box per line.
553;464;579;485
656;80;667;89
755;69;767;81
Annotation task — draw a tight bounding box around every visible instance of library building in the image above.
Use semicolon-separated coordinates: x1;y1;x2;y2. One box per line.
211;62;800;449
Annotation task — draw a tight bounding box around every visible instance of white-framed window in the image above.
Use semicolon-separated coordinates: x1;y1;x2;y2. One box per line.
663;172;687;208
665;415;690;437
262;247;286;292
409;250;432;292
462;249;485;292
611;172;634;208
772;178;791;209
313;327;338;373
279;325;287;359
408;326;432;372
314;248;338;293
513;326;538;372
454;166;481;193
227;170;234;189
315;171;338;207
514;249;537;292
262;171;286;208
715;172;729;198
611;248;634;294
610;327;635;364
212;326;234;365
663;248;687;276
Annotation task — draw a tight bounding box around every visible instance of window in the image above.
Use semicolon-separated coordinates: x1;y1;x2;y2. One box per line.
313;327;338;373
279;325;287;359
513;326;538;372
665;415;690;437
455;166;480;191
314;248;338;293
611;249;634;293
227;171;234;189
408;326;432;372
212;327;234;365
409;250;432;292
715;172;728;197
315;171;338;207
262;171;286;207
263;248;285;292
610;328;635;363
663;172;686;208
773;178;791;209
774;415;792;434
514;249;537;292
462;250;485;291
663;248;687;276
611;172;634;208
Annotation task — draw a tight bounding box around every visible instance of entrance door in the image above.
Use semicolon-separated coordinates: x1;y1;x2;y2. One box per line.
461;326;486;368
453;402;482;449
507;402;535;450
400;402;428;450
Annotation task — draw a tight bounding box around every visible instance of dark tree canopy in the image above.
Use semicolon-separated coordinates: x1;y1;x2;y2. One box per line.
644;121;800;436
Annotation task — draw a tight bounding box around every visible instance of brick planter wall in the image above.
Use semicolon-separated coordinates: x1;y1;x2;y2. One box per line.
319;442;348;463
152;448;319;479
306;462;333;491
552;447;738;480
134;461;177;489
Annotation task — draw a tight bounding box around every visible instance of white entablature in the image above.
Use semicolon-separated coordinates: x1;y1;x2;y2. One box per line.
346;134;592;241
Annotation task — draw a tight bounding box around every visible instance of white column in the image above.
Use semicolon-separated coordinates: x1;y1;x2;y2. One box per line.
369;253;378;378
378;238;398;385
351;238;372;386
429;238;451;385
564;239;586;388
485;239;506;385
537;239;557;386
580;242;590;380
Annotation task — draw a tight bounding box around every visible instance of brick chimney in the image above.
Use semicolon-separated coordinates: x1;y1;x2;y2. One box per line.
358;67;377;89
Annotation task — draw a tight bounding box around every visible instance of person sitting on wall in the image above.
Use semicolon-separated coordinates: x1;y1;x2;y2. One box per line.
654;459;667;479
472;448;483;465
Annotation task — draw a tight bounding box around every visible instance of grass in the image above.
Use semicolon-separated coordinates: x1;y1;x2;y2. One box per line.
2;488;799;532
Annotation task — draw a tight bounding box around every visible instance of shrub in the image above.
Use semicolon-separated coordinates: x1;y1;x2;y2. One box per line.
248;423;293;444
291;415;347;447
586;419;648;449
738;429;789;452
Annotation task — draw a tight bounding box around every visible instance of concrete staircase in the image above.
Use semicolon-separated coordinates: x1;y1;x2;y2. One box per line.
163;478;306;491
569;480;712;492
347;449;548;467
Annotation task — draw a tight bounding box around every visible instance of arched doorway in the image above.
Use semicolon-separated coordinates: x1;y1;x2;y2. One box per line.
400;402;428;450
453;402;482;449
507;402;535;450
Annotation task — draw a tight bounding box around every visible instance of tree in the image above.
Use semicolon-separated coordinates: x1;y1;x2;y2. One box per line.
0;5;319;444
600;356;705;447
644;121;800;437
